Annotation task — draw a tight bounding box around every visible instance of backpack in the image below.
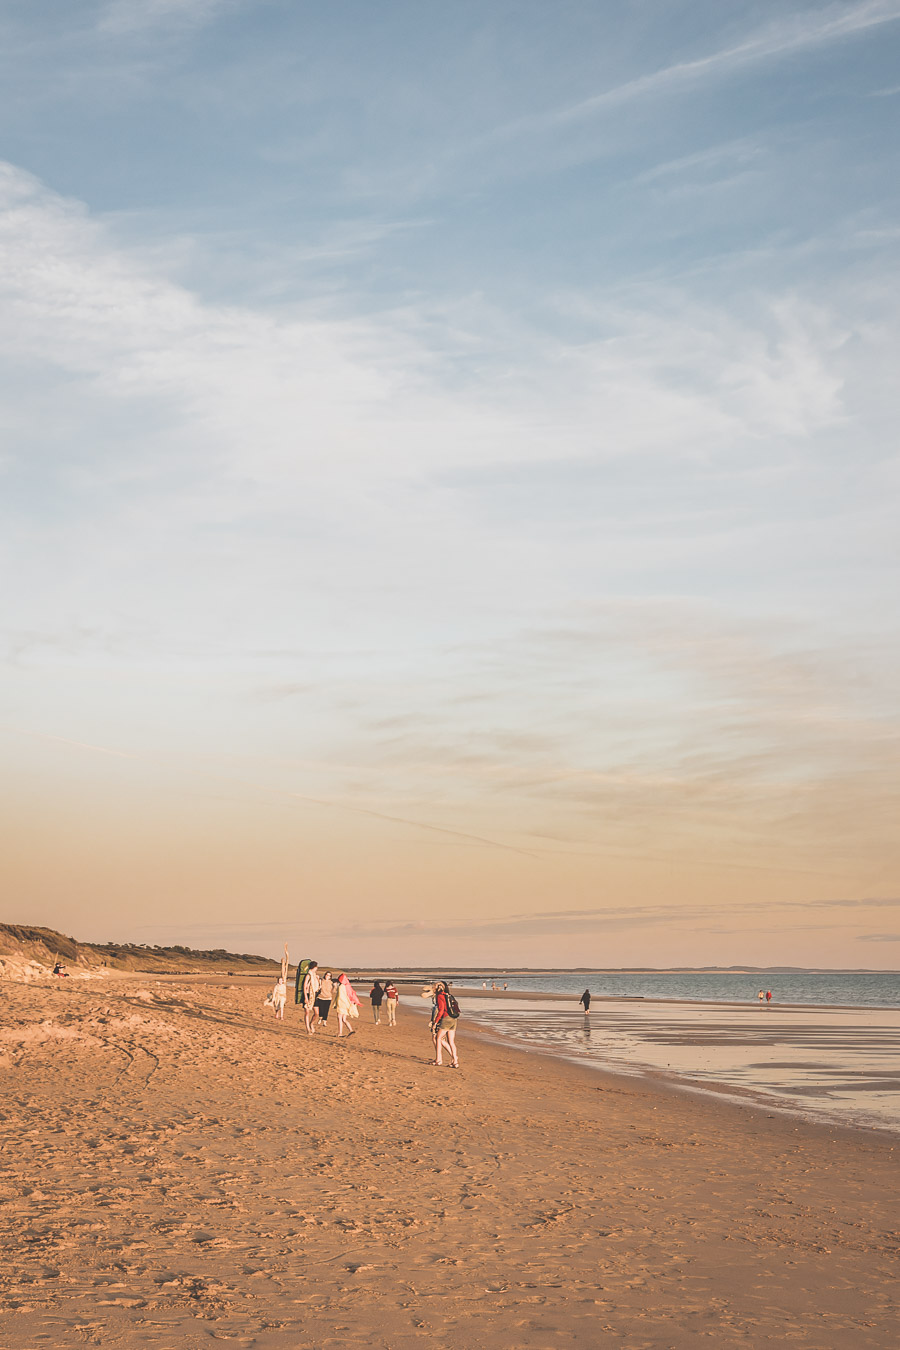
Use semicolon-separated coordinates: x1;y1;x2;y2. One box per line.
444;990;461;1019
294;958;312;1005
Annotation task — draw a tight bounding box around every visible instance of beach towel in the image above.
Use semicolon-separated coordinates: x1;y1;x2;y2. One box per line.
339;973;361;1005
334;976;360;1018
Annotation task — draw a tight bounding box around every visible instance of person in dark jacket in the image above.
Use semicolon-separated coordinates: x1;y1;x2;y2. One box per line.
580;988;591;1013
369;980;384;1024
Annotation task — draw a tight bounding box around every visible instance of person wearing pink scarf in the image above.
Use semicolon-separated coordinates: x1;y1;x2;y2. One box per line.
332;973;360;1038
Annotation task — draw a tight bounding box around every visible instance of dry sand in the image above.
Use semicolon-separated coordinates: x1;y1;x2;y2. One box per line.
1;975;897;1348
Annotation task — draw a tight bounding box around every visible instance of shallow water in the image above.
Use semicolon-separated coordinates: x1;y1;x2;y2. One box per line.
457;997;900;1135
467;969;899;1008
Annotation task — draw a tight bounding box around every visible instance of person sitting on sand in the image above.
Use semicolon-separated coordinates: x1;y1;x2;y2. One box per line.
369;980;384;1024
430;980;459;1068
580;988;591;1013
315;971;334;1030
52;962;69;978
302;961;320;1035
384;980;399;1026
333;973;360;1038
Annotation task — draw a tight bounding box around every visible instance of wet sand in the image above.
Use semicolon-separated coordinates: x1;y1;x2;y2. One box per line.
1;974;897;1347
455;996;900;1134
449;984;899;1010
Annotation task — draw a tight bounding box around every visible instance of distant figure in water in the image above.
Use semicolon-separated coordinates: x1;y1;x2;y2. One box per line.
580;989;591;1013
766;990;772;1003
758;990;765;1004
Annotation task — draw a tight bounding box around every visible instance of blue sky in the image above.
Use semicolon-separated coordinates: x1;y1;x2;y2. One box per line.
1;1;899;966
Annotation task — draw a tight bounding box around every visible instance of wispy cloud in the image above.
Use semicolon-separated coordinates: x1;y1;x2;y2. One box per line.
0;159;859;510
629;138;764;189
308;894;900;944
275;789;537;859
5;727;133;759
489;1;900;143
132;901;900;956
817;897;900;909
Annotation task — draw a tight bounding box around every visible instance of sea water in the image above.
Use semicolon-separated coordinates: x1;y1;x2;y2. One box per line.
467;969;899;1008
435;973;900;1135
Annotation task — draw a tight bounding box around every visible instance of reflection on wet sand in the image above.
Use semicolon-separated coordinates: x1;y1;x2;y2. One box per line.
459;998;900;1133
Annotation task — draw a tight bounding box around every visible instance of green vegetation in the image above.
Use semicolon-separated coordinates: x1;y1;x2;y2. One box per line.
0;923;279;974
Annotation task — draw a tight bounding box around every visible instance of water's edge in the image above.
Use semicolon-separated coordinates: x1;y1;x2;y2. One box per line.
400;993;900;1139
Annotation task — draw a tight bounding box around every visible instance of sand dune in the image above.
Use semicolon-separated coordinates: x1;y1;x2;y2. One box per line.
0;975;896;1347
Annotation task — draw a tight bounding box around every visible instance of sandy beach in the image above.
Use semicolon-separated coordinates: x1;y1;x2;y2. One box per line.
1;974;897;1348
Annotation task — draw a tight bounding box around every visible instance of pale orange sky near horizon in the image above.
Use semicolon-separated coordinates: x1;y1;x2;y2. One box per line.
3;681;898;968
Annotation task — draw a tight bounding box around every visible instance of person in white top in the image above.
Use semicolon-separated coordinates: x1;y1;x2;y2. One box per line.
271;976;287;1020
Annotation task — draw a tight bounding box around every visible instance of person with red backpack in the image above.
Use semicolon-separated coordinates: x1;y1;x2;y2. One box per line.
430;980;460;1068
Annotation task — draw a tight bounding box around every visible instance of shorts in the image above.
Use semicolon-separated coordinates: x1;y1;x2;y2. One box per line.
436;1017;457;1033
315;998;331;1020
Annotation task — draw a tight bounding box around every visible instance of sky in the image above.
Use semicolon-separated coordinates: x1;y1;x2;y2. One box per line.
1;0;899;969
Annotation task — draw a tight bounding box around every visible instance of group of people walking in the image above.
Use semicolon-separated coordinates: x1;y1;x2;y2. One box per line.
268;964;401;1039
297;963;366;1036
368;980;399;1025
266;965;462;1067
